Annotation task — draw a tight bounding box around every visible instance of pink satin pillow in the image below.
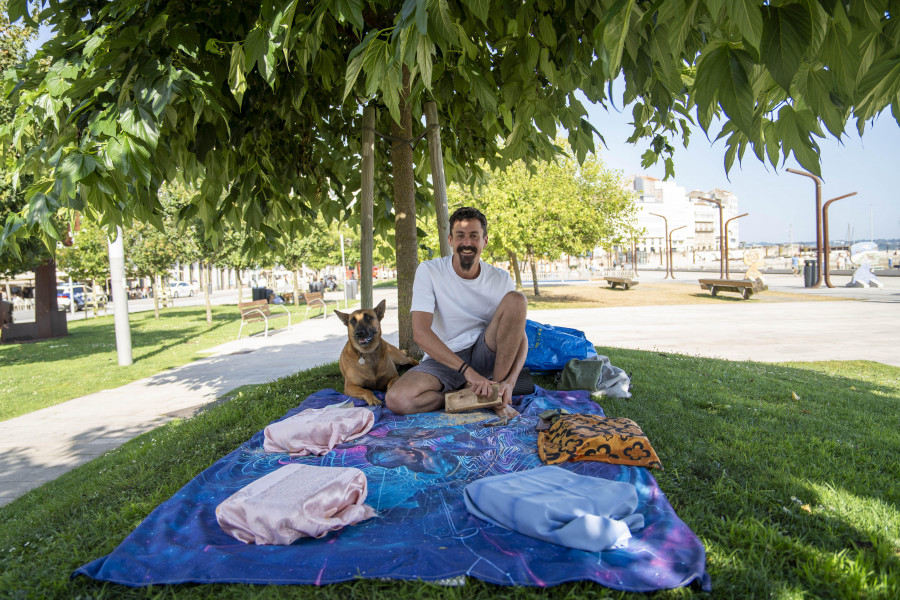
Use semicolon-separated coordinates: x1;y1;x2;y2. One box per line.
263;404;374;456
216;464;377;545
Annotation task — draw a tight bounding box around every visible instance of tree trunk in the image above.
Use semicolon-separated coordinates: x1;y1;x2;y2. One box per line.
201;263;212;325
292;270;300;306
507;249;523;291
527;244;540;296
392;66;420;357
237;271;244;303
153;273;160;319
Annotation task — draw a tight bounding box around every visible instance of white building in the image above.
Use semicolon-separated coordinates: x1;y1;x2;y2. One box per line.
629;175;695;259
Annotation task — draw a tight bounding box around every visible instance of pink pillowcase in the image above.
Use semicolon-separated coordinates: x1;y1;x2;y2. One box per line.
216;464;377;545
263;404;374;456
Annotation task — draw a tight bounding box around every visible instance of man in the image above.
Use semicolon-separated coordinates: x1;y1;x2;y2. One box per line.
385;207;527;418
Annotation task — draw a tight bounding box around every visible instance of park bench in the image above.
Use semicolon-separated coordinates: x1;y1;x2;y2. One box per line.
237;299;291;339
303;291;337;320
601;270;639;290
698;278;767;300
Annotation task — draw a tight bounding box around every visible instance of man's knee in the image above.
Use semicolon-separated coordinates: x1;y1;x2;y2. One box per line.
500;291;527;317
385;373;436;415
384;384;415;415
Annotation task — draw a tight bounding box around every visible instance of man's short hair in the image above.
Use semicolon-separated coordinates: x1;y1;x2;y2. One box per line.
449;207;487;236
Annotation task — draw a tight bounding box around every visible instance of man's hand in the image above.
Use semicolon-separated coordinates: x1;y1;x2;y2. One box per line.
463;367;493;397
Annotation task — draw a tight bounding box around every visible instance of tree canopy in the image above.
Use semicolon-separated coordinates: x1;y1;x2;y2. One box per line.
0;0;42;277
2;0;898;348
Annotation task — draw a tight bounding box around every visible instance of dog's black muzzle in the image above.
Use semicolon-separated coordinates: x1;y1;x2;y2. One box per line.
354;326;377;347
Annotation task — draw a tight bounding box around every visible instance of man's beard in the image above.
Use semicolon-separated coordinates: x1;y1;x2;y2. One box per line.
457;246;478;271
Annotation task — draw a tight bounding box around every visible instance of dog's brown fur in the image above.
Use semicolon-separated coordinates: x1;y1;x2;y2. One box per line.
335;299;418;406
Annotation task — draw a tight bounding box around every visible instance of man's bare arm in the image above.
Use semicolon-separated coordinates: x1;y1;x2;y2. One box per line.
411;311;493;396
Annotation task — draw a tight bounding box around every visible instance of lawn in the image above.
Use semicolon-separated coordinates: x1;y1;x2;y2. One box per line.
0;353;897;599
0;301;346;422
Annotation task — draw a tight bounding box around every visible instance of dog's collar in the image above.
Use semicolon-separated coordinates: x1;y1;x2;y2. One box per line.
358;357;365;365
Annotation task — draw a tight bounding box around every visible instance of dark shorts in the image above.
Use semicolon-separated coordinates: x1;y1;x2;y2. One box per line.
408;331;496;392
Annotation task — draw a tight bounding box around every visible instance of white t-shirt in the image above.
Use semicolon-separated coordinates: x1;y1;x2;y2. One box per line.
411;256;515;353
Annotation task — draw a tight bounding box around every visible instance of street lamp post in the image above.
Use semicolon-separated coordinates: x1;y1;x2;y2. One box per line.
649;212;669;278
822;192;857;288
723;213;749;279
701;198;725;278
786;168;824;288
668;225;686;279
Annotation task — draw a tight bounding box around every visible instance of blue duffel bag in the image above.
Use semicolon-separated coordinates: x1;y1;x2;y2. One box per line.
524;320;598;373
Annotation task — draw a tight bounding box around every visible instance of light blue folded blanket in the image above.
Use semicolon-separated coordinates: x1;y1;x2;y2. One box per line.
463;466;645;552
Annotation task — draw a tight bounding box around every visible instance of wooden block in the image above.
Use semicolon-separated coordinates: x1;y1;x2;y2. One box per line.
445;384;501;413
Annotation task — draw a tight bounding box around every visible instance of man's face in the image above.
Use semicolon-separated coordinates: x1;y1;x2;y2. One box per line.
450;218;487;272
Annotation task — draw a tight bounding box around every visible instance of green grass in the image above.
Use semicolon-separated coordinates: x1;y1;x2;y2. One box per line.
1;354;897;599
0;301;350;422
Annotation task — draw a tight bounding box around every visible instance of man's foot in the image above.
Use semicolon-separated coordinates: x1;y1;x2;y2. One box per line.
493;403;519;419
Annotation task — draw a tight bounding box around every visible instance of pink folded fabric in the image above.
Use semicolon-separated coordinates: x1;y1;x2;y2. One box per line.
263;404;374;456
216;464;377;545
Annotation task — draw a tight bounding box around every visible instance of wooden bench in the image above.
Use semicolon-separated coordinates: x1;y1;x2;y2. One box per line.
604;277;639;290
237;299;291;339
698;278;767;300
600;270;639;290
303;291;337;320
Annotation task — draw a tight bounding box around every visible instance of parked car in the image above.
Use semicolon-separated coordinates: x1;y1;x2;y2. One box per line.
168;281;195;298
57;284;108;311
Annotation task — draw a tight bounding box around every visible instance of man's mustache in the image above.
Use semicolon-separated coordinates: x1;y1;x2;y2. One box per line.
456;246;478;254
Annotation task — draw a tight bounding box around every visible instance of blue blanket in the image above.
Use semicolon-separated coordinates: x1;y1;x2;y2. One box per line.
75;387;711;592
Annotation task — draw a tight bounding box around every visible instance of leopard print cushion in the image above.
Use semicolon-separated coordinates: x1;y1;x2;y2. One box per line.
537;414;663;470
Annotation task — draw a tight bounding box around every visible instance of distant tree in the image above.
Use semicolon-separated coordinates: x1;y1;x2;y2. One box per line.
55;219;111;315
125;189;184;319
0;0;42;279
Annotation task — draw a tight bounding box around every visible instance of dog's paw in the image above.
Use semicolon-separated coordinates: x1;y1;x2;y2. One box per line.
362;392;382;407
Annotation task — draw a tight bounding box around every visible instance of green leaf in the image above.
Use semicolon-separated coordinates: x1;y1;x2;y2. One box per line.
119;104;160;147
469;70;497;111
695;44;755;135
8;0;36;27
229;43;248;108
855;55;900;124
343;53;365;101
725;0;763;50
416;35;433;89
775;104;821;176
760;4;812;91
796;67;844;137
538;15;557;49
58;152;99;182
462;0;489;24
415;0;428;35
245;26;269;74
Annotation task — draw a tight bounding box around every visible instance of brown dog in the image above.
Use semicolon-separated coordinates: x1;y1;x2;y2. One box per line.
335;299;418;406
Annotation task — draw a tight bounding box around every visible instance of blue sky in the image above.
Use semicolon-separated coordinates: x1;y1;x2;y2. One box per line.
584;96;900;244
28;32;899;244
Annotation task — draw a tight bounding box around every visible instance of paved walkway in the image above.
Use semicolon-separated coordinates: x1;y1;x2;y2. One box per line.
2;275;898;507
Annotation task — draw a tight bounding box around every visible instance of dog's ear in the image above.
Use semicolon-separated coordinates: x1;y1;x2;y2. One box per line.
374;299;387;321
334;310;350;326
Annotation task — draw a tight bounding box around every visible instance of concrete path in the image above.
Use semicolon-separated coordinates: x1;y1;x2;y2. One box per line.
2;275;898;507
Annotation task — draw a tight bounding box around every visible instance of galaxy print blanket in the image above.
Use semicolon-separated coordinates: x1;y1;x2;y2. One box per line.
75;387;711;592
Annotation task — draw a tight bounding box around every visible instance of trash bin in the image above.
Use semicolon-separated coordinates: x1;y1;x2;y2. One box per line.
344;279;358;301
803;260;817;288
251;286;267;301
